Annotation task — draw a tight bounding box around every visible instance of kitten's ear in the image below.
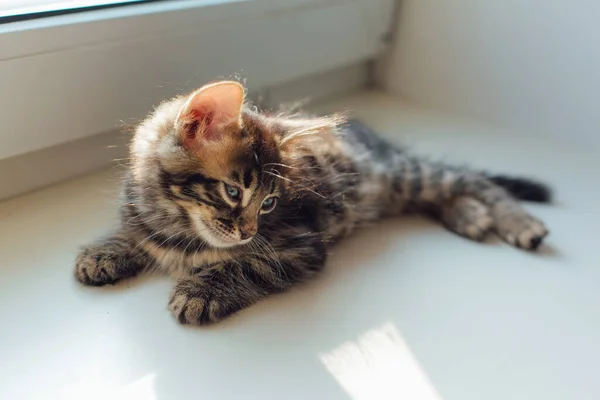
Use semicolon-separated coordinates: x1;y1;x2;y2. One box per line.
175;81;244;149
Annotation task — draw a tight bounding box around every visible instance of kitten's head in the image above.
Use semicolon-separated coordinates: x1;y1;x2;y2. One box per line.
131;81;286;248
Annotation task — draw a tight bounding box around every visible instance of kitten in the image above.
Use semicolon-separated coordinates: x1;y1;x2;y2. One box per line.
75;81;551;325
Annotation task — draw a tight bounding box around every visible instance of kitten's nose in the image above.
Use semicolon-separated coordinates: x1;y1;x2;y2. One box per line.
239;223;258;240
240;230;254;240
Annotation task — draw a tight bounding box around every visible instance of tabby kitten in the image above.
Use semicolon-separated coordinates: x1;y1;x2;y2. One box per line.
75;81;551;325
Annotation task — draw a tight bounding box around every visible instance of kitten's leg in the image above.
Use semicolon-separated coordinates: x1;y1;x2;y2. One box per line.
389;159;549;250
75;231;144;286
434;171;547;249
168;238;326;325
439;196;494;242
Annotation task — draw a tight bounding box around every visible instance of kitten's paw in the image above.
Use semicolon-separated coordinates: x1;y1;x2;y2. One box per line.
168;279;237;325
495;213;549;250
442;196;494;241
75;245;129;286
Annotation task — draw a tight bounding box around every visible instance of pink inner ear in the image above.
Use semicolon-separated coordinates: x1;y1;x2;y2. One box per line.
199;110;220;141
185;108;216;139
176;81;244;150
189;109;214;127
179;101;222;148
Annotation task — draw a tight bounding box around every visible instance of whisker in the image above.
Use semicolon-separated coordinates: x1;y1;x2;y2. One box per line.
263;170;326;199
263;162;297;170
254;234;287;283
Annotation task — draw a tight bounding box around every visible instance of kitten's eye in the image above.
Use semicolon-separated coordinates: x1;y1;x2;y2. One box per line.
225;184;241;201
261;197;277;213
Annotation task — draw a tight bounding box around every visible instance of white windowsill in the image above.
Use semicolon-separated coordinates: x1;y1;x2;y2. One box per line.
1;90;597;400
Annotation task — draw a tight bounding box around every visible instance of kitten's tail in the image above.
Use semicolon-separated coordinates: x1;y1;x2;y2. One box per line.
486;174;552;203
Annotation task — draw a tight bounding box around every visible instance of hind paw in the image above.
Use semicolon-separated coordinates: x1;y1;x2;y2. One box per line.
496;214;549;250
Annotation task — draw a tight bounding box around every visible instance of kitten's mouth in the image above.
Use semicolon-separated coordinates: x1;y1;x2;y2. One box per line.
217;236;253;247
209;225;254;247
190;215;252;248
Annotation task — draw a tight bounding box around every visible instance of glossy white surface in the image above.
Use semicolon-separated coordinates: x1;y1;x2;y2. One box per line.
1;92;598;400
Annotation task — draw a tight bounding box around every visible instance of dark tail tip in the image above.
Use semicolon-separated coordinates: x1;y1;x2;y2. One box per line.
487;175;553;203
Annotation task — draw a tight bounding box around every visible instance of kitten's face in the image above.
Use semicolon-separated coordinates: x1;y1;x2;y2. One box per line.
166;145;282;248
153;81;284;248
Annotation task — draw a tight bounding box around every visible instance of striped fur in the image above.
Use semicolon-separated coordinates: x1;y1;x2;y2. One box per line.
75;85;551;325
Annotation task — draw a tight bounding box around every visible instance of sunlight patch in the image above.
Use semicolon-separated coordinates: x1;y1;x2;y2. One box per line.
320;322;442;400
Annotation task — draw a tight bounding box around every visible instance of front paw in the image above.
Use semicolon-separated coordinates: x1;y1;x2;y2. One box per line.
168;279;242;325
75;245;128;286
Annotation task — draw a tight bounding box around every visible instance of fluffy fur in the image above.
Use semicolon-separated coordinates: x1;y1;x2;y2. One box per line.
75;81;551;325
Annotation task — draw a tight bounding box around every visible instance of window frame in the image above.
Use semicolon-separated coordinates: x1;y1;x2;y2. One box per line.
0;1;166;24
0;0;393;160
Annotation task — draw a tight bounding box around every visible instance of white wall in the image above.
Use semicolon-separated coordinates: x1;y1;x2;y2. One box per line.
385;0;600;148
